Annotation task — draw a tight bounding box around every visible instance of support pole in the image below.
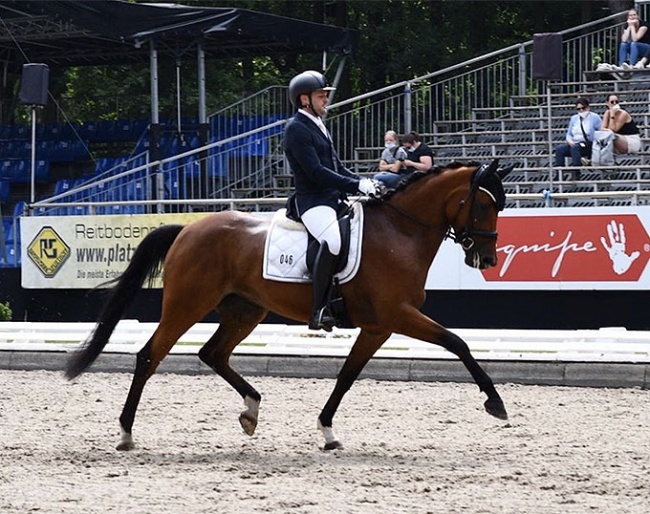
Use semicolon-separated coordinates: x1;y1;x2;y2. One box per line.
176;59;182;135
546;82;554;198
518;44;526;97
149;40;165;213
404;82;412;134
30;105;36;206
197;39;209;201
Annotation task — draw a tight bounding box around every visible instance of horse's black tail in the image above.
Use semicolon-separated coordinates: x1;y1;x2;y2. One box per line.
65;224;185;380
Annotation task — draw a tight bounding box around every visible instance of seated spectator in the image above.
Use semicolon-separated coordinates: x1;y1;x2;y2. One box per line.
373;130;408;189
401;131;434;174
633;45;650;68
554;97;602;168
618;8;650;67
600;94;642;155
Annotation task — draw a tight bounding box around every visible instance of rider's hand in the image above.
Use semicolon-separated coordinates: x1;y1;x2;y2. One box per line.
358;178;381;197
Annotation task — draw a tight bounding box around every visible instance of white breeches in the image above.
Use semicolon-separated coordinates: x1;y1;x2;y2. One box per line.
301;205;342;255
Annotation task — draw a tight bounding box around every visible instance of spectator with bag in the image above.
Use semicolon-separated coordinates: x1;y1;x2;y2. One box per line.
554;97;602;168
599;94;642;156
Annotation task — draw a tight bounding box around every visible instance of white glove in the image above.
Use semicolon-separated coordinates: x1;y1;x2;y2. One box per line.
358;178;381;197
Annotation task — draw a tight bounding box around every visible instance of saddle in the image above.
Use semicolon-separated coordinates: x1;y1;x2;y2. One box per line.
262;203;364;328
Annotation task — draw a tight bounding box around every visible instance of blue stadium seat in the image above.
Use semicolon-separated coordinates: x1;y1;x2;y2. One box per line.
51;140;75;162
67;205;90;216
54;178;73;196
95;157;116;174
132;119;149;139
4;141;22;159
96;120;116;141
43;123;64;140
12;200;27;218
5;220;16;244
0;243;19;267
114;119;134;141
165;173;181;199
0;161;14;180
36;140;54;158
10;160;29;182
80;121;98;141
71;140;89;160
0;180;9;203
34;159;50;181
5;214;23;244
121;204;145;214
207;153;228;177
11;124;29;139
126;179;147;200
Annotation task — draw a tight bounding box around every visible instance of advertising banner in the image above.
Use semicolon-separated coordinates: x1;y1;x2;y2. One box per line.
20;206;650;290
426;206;650;290
21;213;212;288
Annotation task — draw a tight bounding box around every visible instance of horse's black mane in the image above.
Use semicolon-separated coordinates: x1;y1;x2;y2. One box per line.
367;161;481;206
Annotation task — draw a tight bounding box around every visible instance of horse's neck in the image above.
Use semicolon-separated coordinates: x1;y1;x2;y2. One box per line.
391;173;453;229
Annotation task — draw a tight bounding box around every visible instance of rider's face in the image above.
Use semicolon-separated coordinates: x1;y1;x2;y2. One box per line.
303;89;329;117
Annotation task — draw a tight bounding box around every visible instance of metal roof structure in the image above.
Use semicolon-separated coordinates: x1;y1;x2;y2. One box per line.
0;0;358;67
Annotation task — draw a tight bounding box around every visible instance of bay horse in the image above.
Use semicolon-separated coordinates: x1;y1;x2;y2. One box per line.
66;159;512;451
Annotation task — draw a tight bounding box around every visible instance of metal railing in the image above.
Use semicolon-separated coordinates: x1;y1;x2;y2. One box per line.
28;8;650;214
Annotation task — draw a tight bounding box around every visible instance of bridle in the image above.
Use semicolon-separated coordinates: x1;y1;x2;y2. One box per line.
445;184;499;251
382;164;500;251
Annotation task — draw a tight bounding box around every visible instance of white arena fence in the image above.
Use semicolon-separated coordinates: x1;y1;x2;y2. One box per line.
1;321;649;364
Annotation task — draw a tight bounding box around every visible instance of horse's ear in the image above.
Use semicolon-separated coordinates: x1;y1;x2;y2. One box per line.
496;163;516;180
487;159;500;175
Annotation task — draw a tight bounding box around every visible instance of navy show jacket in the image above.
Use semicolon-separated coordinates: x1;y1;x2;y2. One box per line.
283;112;360;215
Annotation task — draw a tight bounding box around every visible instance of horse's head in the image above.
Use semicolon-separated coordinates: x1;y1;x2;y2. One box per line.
446;159;513;269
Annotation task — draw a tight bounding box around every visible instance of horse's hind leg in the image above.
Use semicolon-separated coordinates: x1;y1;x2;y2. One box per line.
198;295;268;437
318;329;391;450
117;319;193;451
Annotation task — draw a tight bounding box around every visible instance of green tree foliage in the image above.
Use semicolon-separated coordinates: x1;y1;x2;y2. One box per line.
8;0;618;123
0;301;12;321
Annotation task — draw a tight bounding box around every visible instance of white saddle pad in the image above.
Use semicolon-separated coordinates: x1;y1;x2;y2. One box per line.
262;203;363;283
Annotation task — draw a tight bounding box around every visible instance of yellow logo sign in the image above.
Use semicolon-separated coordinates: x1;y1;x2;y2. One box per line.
27;226;71;277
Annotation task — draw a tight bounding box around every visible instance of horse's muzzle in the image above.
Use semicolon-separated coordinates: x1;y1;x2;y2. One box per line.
466;250;497;270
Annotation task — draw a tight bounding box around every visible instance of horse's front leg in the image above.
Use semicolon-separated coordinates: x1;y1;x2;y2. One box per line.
318;329;391;450
397;306;507;420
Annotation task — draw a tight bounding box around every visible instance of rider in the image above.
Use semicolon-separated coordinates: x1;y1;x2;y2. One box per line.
283;70;380;332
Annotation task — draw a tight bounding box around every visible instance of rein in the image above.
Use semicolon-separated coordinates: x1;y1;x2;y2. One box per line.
381;174;499;250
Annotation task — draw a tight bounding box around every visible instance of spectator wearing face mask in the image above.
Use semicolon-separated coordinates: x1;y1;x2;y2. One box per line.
401;131;435;175
373;130;408;189
554;97;602;168
600;94;642;155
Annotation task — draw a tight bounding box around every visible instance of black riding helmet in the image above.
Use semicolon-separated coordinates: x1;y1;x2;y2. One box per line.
288;70;335;109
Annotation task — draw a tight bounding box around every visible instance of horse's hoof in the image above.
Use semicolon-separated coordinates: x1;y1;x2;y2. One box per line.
239;411;257;436
484;398;508;420
323;440;343;451
116;440;135;451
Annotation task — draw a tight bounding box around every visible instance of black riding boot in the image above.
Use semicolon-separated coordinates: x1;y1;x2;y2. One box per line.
308;242;338;332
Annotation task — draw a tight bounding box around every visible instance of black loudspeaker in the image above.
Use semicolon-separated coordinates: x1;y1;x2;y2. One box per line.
533;33;563;80
19;63;49;105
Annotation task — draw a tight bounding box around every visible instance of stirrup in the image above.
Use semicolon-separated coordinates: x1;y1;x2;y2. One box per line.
308;307;336;332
